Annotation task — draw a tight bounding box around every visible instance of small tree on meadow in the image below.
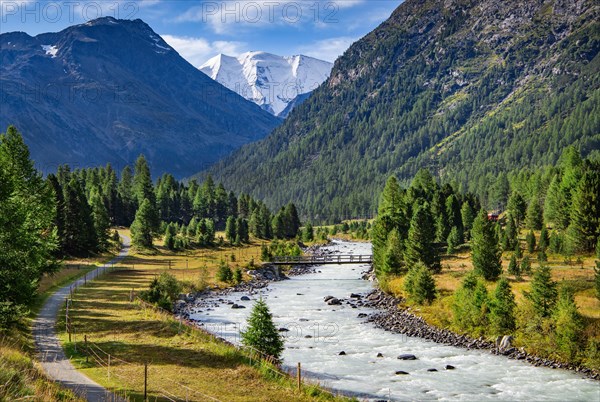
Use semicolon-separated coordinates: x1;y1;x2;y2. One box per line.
404;263;437;305
553;286;584;360
471;210;502;281
526;230;536;253
216;261;233;283
131;198;155;248
447;226;461;254
525;265;557;318
520;256;532;276
508;254;520;278
241;298;284;361
490;278;516;334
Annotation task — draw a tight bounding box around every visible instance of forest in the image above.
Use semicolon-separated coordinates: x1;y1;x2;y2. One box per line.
0;126;301;328
371;146;600;368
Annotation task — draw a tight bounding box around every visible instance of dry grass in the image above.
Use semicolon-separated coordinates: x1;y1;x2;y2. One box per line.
55;231;349;402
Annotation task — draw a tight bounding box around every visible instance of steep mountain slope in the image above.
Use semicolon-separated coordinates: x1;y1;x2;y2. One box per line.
201;0;599;221
0;18;280;177
200;52;332;116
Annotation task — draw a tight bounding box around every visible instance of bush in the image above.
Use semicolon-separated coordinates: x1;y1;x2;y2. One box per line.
233;268;243;284
404;263;436;305
553;286;583;360
139;272;182;312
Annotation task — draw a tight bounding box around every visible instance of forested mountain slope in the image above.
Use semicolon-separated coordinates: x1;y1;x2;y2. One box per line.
0;17;280;178
200;0;599;221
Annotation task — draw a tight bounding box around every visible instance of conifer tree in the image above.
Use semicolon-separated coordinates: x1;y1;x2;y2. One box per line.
520;256;532;275
0;126;58;326
382;229;405;276
490;278;516;334
302;223;314;242
508;255;520;278
514;240;522;259
90;190;110;251
594;262;600;301
539;226;549;251
568;164;600;252
526;230;536;253
461;201;475;240
471;210;502;281
131;198;155;248
526;197;543;230
507;192;527;226
447;226;461;254
405;203;440;272
133;155;158;231
526;265;557;318
241;298;284;361
505;215;518;250
225;216;237;244
404;263;436;305
553;286;583;360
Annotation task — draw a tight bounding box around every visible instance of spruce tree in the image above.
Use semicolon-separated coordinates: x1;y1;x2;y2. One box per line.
526;197;543;231
553;286;583;360
471;210;502;281
90;190;110;251
405;203;440;272
514;240;522;259
131;198;155;248
520;256;532;275
0;126;58;326
382;229;405;276
508;255;520;278
568;165;600;253
404;263;436;305
505;215;518;250
526;230;536;253
539;226;549;251
594;261;600;301
225;216;237;244
447;226;461;254
241;298;284;361
490;278;516;334
526;265;557;318
507;192;527;226
302;223;314;242
461;201;475;240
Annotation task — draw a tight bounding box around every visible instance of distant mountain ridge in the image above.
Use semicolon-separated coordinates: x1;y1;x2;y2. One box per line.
200;52;333;117
0;17;280;177
199;0;600;220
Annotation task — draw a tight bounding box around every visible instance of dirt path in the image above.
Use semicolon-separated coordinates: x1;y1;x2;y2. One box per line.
33;236;131;401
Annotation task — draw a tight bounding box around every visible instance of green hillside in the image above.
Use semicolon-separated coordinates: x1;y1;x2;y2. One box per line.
200;0;599;221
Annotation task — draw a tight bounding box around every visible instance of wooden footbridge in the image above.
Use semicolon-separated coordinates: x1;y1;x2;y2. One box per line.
268;254;372;265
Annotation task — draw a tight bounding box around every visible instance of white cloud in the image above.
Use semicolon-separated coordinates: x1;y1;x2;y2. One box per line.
161;34;246;67
297;36;357;62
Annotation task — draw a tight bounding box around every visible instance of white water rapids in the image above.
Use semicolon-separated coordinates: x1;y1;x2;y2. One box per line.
190;241;599;401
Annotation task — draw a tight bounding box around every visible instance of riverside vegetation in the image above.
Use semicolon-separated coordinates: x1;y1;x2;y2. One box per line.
370;147;600;371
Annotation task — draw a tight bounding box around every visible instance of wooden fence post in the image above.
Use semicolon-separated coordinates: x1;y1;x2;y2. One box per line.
297;362;301;391
85;335;88;363
108;354;111;380
144;363;148;401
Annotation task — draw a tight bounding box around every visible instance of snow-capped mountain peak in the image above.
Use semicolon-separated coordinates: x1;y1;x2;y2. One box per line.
200;51;333;117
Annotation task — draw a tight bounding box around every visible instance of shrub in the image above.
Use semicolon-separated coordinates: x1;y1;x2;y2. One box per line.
139;272;182;312
233;268;243;284
216;261;233;283
553;286;583;360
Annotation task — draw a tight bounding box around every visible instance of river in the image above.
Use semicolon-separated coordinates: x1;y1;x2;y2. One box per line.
190;241;599;401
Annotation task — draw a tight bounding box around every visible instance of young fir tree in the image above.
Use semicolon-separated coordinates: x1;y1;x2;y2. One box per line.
403;263;437;305
216;261;233;283
490;278;516;334
405;203;440;272
508;192;527;226
225;216;237;244
131;198;155;248
553;286;584;360
233;268;243;284
461;201;475;240
471;210;502;281
382;229;405;276
526;230;536;253
508;255;520;278
520;256;532;276
447;226;461;254
526;197;544;230
504;215;518;250
302;223;314;242
594;261;600;301
90;190;110;251
241;298;284;361
539;227;549;252
526;265;557;318
514;240;522;259
452;272;490;333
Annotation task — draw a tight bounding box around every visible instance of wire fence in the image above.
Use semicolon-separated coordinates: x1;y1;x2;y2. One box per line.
64;263;342;401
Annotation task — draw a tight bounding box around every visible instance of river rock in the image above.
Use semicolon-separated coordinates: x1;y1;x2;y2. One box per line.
499;335;513;351
377;352;384;358
324;295;335;302
350;293;362;298
240;296;251;301
427;368;438;372
327;298;342;305
231;304;245;309
445;365;455;370
278;328;289;332
357;313;368;318
339;351;346;355
395;370;409;375
397;354;417;360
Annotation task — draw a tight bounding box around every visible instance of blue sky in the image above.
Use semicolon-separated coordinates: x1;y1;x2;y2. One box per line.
0;0;402;64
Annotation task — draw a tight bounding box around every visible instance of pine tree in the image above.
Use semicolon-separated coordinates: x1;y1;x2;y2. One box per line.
271;212;285;239
0;126;58;326
567;164;600;253
302;223;314;242
90;190;110;251
505;215;518;250
283;203;301;238
233;268;243;284
539;226;549;251
553;286;583;360
490;278;516;334
526;230;536;253
526;197;543;230
236;217;249;243
520;256;532;275
514;240;522;259
131;198;155;248
216;261;233;283
452;272;489;332
508;255;520;278
526;265;557;318
405;203;440;272
404;263;436;305
225;216;237;244
133;155;158;231
382;229;405;276
461;201;475;240
447;226;461;254
471;210;502;281
507;192;527;226
241;298;284;361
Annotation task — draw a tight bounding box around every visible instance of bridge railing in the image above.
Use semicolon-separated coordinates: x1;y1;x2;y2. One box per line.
270;254;372;264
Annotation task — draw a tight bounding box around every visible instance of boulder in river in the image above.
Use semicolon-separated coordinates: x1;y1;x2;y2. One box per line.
397;354;417;360
240;296;251;301
395;370;409;375
231;304;246;309
377;352;384;358
357;313;368;318
427;368;438;372
445;365;455;370
278;328;289;332
327;298;342;305
324;295;335;302
339;351;346;356
499;335;513;351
